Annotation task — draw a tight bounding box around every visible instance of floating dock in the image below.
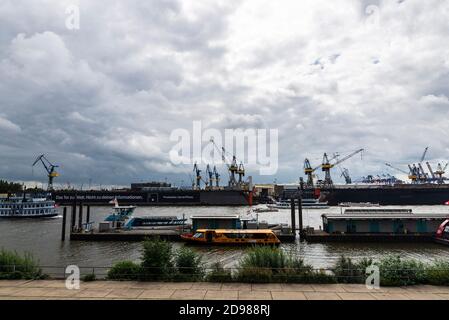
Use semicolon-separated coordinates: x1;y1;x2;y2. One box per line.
70;229;296;243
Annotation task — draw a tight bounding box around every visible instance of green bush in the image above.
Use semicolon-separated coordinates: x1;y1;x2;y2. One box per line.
82;273;96;282
0;249;44;280
378;256;426;286
107;261;141;280
173;247;204;281
205;262;234;282
236;267;273;283
425;260;449;286
333;256;372;284
140;237;174;280
235;246;321;283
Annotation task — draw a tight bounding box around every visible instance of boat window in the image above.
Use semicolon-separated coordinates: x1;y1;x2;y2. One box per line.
193;233;204;238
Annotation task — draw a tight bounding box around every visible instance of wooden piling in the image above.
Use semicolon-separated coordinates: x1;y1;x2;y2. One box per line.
290;198;296;235
71;198;76;233
298;195;304;239
61;207;67;241
86;205;90;224
78;203;83;230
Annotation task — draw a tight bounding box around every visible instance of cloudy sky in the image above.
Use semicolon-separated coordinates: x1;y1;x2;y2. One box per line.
1;0;449;188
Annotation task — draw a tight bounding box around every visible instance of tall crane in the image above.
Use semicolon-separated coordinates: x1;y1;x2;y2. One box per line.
386;163;417;183
213;166;220;188
435;162;448;184
321;149;364;187
210;139;240;188
303;154;339;188
340;168;352;184
237;162;245;186
32;154;59;191
193;163;202;190
205;165;214;190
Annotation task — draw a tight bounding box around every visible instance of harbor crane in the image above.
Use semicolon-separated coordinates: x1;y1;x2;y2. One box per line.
193;162;202;190
321;149;364;187
237;162;245;185
210;139;243;188
213;166;220;188
386;163;418;183
303;153;339;188
205;165;214;190
32;154;59;191
340;168;352;184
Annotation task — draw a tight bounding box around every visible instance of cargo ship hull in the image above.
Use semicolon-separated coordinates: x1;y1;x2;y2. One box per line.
52;190;250;206
319;185;449;206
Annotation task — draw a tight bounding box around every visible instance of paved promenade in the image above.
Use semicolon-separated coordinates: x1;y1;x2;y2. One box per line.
1;280;449;300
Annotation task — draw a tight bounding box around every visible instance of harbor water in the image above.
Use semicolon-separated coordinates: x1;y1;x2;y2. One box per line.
0;205;448;270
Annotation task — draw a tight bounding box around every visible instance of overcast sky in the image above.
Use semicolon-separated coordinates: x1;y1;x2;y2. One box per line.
1;0;449;188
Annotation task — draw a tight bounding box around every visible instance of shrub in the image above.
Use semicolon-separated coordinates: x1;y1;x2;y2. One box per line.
332;256;371;284
140;237;174;280
0;249;44;280
205;262;234;282
236;267;273;283
236;246;318;283
82;273;96;282
378;256;426;286
426;260;449;286
107;261;141;280
173;247;204;281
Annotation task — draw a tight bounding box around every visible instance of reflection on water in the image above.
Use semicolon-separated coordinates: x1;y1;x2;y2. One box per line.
0;205;448;269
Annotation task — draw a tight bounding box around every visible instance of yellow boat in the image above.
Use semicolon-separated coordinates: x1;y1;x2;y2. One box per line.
181;229;281;245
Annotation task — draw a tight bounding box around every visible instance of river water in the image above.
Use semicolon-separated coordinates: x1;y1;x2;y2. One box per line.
1;205;448;273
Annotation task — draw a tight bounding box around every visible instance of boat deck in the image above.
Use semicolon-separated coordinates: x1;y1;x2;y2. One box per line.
70;229;296;243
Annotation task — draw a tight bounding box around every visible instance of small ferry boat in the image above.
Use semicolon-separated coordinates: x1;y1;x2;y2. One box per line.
181;229;280;245
267;199;329;209
0;195;58;218
124;216;187;230
104;198;136;222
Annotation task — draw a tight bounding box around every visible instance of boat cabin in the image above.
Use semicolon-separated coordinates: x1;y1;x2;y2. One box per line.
190;215;242;232
182;229;280;245
323;213;449;234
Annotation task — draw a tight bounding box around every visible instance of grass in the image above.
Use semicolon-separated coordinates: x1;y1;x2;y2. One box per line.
0;249;45;280
236;246;336;283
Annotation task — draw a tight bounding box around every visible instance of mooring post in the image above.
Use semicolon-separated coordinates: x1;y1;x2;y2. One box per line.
61;207;67;241
290;198;296;236
78;203;83;231
71;196;77;233
298;194;304;239
86;205;90;224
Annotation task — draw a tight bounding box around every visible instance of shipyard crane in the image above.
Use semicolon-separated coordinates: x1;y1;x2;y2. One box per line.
303;153;340;188
213;166;220;188
340;168;352;184
432;162;448;184
32;154;59;191
205;164;214;190
321;149;364;187
237;162;245;186
303;159;323;188
193;163;202;190
210;139;240;188
385;163;418;183
426;162;436;181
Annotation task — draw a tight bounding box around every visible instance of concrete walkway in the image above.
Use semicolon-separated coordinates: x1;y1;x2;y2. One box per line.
1;280;449;300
